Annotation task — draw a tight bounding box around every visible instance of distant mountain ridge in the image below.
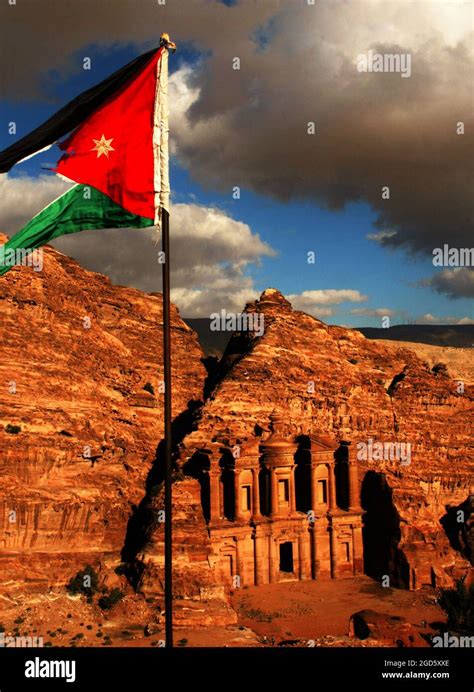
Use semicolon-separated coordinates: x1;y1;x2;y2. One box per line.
358;325;474;348
185;318;474;356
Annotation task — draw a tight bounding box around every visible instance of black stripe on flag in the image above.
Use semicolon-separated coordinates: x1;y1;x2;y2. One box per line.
0;47;159;173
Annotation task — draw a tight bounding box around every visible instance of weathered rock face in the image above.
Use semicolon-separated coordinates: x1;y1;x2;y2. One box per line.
379;341;474;385
1;253;472;622
135;479;237;627
162;288;473;591
0;235;207;592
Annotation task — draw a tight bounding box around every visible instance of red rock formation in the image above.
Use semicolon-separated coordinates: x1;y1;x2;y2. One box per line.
0;234;206;593
135;478;237;627
1;248;472;633
143;287;472;592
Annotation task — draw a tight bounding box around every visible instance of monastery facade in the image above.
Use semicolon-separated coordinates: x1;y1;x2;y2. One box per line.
186;413;364;586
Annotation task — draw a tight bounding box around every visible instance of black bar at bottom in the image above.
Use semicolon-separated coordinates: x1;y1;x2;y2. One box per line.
0;647;471;690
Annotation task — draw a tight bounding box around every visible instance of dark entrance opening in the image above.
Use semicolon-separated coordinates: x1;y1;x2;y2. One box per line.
279;541;294;573
361;470;408;587
440;496;473;563
334;444;350;510
182;451;210;521
222;469;235;520
219;449;236;521
259;466;270;516
295;436;312;512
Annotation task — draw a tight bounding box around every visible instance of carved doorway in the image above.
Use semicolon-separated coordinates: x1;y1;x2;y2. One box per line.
279;541;294;573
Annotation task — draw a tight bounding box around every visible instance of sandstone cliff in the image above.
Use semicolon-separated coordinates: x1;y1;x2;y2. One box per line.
1;245;472;624
139;288;473;592
0;234;207;594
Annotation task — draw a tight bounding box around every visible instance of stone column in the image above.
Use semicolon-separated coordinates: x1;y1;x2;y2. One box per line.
327;463;337;510
219;474;225;519
298;531;311;580
293;537;300;577
235;537;244;586
348;453;360;510
330;525;338;579
352;523;364;574
350;524;357;576
269;535;278;583
209;469;221;522
290;468;297;513
310;463;317;511
251;467;261;519
254;531;265;585
270;468;279;517
310;524;318;579
234;469;242;521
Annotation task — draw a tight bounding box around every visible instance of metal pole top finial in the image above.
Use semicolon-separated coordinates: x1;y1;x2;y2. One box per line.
160;33;177;52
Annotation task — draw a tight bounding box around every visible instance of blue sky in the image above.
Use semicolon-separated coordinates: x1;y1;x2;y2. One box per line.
0;2;472;323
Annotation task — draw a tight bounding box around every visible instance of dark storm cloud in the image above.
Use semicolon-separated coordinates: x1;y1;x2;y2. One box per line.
170;3;473;259
420;267;474;299
0;0;276;98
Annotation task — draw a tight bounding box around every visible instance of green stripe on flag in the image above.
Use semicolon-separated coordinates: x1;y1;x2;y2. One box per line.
0;183;154;276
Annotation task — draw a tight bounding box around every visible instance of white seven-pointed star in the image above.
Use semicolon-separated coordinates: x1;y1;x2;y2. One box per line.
91;134;115;159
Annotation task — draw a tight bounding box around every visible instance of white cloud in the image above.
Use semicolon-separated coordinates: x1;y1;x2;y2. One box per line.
419;313;436;323
171;286;259;318
366;230;397;243
0;174;72;233
351;307;395;317
0;174;275;318
286;289;367;318
306;306;334;318
418;313;473;325
288;289;368;306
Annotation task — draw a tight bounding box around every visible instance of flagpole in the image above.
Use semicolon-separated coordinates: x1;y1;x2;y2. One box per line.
162;206;173;648
158;32;176;650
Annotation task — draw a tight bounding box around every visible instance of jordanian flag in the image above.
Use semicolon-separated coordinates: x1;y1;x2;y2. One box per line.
0;35;174;275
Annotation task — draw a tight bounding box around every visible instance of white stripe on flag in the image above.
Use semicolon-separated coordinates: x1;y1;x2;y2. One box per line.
153;47;170;229
16;142;56;166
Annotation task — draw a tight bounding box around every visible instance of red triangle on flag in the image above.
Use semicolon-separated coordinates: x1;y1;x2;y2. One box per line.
56;48;164;220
